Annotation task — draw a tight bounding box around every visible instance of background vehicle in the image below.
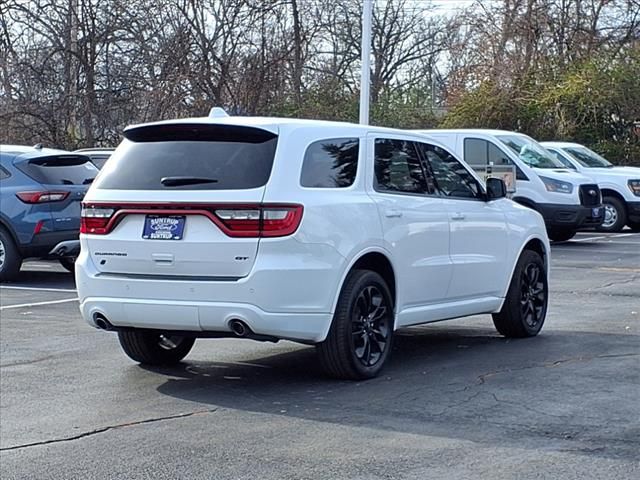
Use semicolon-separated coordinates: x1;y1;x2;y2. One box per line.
416;129;603;242
77;116;550;380
74;148;115;169
542;142;640;232
0;145;98;281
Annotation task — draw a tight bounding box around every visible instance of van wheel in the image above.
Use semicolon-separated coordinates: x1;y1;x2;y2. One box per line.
317;270;394;380
59;257;76;273
118;330;195;365
547;229;575;242
492;250;548;338
0;228;22;282
597;196;626;232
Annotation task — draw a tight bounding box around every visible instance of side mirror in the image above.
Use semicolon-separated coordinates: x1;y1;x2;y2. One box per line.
486;177;507;200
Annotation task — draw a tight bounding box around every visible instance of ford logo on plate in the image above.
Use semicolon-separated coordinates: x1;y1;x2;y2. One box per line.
150;217;180;232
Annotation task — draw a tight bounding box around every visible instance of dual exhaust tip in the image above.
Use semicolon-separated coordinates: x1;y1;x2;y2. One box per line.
93;313;253;338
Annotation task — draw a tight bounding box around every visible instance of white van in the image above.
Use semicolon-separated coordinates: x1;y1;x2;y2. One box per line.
415;129;604;241
542;141;640;232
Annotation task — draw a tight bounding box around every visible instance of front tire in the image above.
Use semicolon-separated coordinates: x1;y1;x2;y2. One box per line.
597;196;626;232
547;229;575;242
0;228;22;282
317;270;394;380
118;330;195;365
492;250;548;338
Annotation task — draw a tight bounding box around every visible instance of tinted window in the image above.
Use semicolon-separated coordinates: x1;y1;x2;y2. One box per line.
16;156;97;185
0;165;10;180
374;139;428;194
418;144;481;199
94;124;277;190
463;138;487;165
301;138;358;188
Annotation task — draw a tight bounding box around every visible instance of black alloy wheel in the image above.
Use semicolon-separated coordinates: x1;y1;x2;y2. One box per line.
351;286;391;368
492;249;548;338
520;262;546;330
317;270;394;380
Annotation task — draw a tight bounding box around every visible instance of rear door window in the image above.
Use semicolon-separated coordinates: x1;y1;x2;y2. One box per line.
374;139;429;194
300;138;359;188
16;156;97;185
93;124;278;190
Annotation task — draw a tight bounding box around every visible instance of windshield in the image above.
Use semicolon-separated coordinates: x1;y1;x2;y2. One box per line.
564;146;613;168
497;135;565;169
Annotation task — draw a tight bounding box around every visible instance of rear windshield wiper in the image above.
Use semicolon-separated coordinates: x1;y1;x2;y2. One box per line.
160;176;219;187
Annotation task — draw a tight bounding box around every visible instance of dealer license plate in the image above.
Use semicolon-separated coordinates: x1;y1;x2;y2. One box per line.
142;215;185;240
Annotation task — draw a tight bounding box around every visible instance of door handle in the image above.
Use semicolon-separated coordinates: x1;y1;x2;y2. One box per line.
385;209;403;218
451;212;466;221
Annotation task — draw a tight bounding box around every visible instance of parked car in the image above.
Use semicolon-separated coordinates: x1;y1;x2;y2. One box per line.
0;145;98;280
74;148;115;169
76;115;550;379
415;129;604;242
542;142;640;232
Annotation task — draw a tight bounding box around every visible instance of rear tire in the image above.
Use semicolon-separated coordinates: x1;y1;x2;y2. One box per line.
0;228;22;282
118;330;195;365
547;229;575;242
597;196;626;232
59;257;76;273
316;270;394;380
492;250;548;338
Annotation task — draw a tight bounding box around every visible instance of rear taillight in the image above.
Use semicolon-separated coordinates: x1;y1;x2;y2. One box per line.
79;203;303;238
214;205;303;238
81;207;115;234
16;191;69;203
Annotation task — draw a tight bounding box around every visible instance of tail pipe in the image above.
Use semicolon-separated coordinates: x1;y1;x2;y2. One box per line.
229;319;250;337
93;313;115;331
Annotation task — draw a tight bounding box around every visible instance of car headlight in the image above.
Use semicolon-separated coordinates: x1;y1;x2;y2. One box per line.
628;180;640;197
539;176;573;194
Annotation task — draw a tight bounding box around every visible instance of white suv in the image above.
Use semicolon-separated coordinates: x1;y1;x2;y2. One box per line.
542;141;640;232
76;116;550;379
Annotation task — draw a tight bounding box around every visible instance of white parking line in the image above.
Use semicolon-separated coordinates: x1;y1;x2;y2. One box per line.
0;286;77;293
0;298;78;310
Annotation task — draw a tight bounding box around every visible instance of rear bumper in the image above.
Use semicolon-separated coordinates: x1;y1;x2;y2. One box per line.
75;238;345;343
627;201;640;223
20;230;79;258
80;297;332;343
537;203;603;230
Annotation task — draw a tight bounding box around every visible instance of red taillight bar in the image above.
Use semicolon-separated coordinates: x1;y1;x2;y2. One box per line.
81;203;304;238
16;191;69;203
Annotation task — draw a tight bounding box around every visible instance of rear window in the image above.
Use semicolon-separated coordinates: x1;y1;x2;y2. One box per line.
300;138;359;188
16;155;97;185
86;154;112;169
93;124;278;190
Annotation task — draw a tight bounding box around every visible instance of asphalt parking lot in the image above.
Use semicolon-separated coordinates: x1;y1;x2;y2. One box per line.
1;232;638;480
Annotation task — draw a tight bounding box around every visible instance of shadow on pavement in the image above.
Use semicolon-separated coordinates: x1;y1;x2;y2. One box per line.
148;325;639;460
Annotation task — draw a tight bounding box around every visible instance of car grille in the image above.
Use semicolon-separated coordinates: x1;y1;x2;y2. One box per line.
579;184;601;207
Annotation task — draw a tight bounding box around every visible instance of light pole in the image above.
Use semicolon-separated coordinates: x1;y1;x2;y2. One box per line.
359;0;373;125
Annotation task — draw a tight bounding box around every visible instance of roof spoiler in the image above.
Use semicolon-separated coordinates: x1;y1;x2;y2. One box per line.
209;107;229;118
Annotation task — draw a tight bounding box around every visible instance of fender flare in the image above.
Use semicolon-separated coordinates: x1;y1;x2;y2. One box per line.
497;234;550;311
318;246;396;342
